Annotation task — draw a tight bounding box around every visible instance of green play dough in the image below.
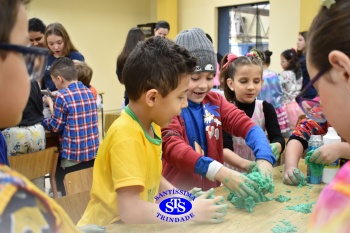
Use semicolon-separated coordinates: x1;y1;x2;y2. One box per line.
227;164;274;213
271;219;298;233
275;195;291;202
292;169;307;188
285;202;315;214
305;150;325;177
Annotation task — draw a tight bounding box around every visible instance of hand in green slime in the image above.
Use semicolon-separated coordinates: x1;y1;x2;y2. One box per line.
269;143;280;160
283;167;306;186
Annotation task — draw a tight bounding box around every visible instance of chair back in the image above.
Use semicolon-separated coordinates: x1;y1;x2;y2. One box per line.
64;167;93;195
105;113;120;133
8;147;59;198
55;190;90;224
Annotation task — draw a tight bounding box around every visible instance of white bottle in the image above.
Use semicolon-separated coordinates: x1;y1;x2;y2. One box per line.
322;127;341;184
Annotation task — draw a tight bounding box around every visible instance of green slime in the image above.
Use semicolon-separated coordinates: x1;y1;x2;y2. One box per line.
305;150;325;177
227;165;274;213
271;219;298;233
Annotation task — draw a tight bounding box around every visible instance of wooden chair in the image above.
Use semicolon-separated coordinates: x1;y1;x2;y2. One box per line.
63;167;93;195
8;147;59;198
55;190;90;224
104;113;120;134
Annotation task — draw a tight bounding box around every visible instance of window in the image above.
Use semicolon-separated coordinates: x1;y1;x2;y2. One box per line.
218;2;270;56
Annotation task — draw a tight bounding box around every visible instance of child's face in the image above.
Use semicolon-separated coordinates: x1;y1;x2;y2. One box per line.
307;60;350;142
280;55;290;70
0;4;30;128
227;65;263;103
153;74;190;127
47;34;65;57
187;72;214;104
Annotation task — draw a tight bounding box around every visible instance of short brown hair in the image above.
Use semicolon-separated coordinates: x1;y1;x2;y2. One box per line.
50;57;77;81
307;0;350;72
0;0;30;59
123;36;196;101
74;60;93;86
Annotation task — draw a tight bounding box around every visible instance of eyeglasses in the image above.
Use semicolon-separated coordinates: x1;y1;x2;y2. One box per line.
0;43;49;80
295;68;328;123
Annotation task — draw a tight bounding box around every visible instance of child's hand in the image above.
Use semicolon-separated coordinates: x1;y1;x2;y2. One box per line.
308;145;339;165
245;161;257;173
256;159;274;192
270;143;281;160
192;190;228;223
283;167;305;185
216;167;260;202
189;187;205;198
43;96;53;107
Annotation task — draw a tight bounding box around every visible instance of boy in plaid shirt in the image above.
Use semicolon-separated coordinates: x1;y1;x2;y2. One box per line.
42;57;99;195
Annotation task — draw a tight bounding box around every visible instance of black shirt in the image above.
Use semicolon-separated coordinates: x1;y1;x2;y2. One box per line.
19;80;44;126
223;100;285;152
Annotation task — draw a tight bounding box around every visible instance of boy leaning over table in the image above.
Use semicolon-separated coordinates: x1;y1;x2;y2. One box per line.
78;36;228;226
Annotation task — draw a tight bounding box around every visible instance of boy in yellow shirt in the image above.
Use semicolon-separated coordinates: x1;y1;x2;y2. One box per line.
78;37;227;226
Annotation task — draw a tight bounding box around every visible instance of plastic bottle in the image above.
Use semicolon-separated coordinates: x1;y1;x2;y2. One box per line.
307;135;323;184
322;127;341;184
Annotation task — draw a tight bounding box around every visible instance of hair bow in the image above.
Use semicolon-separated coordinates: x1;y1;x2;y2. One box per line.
223;53;238;69
247;50;261;60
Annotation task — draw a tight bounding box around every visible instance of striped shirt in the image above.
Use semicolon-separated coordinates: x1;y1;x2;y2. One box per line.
42;82;99;162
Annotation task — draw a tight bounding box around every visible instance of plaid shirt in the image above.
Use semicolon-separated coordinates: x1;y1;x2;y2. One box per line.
42;82;99;162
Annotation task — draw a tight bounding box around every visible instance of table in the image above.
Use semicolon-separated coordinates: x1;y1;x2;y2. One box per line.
105;161;325;233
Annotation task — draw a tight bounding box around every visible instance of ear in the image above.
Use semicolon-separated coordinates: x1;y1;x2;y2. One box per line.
145;89;158;107
226;78;234;91
56;75;64;84
328;51;350;85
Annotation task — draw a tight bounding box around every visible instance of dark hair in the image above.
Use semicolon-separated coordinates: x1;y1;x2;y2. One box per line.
205;33;213;43
281;49;302;80
264;50;273;66
308;0;350;72
297;31;307;57
123;36;196;101
155;20;170;31
28;18;46;33
220;54;262;103
74;60;93;86
50;57;77;81
116;27;145;83
0;0;30;59
45;23;79;56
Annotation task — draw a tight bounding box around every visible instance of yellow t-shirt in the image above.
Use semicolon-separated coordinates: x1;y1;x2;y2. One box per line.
77;107;162;226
